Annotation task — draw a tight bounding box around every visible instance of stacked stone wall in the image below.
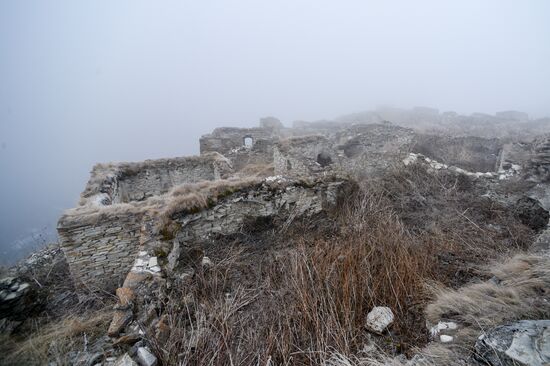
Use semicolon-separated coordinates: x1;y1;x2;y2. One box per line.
199;127;277;155
412;134;502;173
58;210;146;291
273;124;415;178
172;180;344;243
274;135;340;178
81;154;232;205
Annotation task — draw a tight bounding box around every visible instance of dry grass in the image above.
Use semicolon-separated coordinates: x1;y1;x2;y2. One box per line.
395;254;550;365
0;308;113;366
148;187;441;365
234;163;275;178
427;254;550;331
144;164;539;365
159;177;263;226
61;177;263;229
375;164;534;286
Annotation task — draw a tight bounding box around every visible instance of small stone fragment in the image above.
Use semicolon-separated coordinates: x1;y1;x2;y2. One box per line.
116;287;135;307
114;353;138;366
201;256;213;268
440;334;453;343
113;333;142;347
108;309;133;337
136;347;158;366
365;306;394;333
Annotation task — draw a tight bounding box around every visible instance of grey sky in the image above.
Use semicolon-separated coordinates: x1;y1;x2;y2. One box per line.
1;0;549;262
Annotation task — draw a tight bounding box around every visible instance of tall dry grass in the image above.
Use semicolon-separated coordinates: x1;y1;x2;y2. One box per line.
150;188;439;365
1;308;113;366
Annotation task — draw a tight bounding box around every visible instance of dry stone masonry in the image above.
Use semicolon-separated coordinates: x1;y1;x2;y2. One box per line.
59;116;550;294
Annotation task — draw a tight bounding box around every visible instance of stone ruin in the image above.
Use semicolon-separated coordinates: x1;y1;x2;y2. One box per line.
53;115;550;364
58;117;550;293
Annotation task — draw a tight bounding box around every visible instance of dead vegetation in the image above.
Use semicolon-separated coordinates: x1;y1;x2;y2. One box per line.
1;307;114;366
409;254;550;365
233;163;275;178
149;187;439;365
142;164;540;365
11;162;544;365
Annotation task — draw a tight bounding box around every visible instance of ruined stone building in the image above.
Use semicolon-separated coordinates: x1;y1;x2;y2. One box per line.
58;116;550;295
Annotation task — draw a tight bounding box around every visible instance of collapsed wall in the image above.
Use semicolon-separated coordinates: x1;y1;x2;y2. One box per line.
412;134;502;172
273;123;416;178
59;169;348;291
60;116;549;293
199;127;281;171
58;153;233;290
81;153;233;204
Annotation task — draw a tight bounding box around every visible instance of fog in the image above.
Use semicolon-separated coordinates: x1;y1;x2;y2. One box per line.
1;1;549;263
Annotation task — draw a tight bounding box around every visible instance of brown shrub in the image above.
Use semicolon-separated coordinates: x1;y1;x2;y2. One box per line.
150;188;439;365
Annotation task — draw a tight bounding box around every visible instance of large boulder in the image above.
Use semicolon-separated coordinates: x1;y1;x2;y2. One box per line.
474;320;550;366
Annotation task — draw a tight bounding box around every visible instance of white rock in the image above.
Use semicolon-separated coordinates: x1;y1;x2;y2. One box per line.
265;175;285;183
148;265;161;273
148;257;158;268
136;347;157;366
134;258;146;268
4;292;18;300
365;306;394;333
403;154;418;166
430;321;458;337
114;353;137;366
440;335;454;343
201;256;213;267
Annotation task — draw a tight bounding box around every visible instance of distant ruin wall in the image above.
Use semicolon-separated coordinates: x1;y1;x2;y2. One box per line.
336;124;415;176
412;135;502;172
273;124;416;178
200;127;277;156
274;135;340;178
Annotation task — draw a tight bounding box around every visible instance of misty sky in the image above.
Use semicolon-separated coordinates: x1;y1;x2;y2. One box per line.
1;1;550;262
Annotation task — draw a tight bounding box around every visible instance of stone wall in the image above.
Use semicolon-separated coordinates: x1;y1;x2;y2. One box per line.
59;153;233;291
274;135;340;178
224;139;276;171
527;135;550;182
170;178;346;245
199;127;278;156
336;124;415;176
273;124;415;178
80;153;232;205
59;176;350;291
58;208;147;291
412;134;502;172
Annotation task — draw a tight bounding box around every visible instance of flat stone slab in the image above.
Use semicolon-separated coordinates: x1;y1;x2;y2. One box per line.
474;320;550;366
